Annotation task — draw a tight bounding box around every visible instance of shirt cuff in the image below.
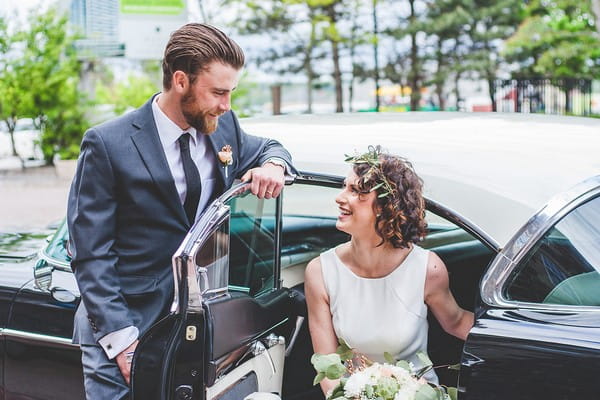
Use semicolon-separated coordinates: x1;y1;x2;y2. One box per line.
263;157;296;178
98;326;139;359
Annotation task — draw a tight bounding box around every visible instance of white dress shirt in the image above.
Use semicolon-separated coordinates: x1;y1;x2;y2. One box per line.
99;96;218;359
99;96;292;359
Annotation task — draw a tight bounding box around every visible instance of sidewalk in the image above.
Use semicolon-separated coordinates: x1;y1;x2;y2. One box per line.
0;163;72;232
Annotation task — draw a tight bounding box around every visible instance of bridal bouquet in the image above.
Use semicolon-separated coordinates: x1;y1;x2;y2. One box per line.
311;339;457;400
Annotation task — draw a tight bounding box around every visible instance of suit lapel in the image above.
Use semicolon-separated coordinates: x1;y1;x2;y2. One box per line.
130;96;189;226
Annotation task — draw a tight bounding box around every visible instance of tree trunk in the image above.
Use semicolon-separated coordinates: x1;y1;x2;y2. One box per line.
9;129;18;157
435;41;445;111
372;0;380;112
454;71;462;110
325;5;343;113
488;77;497;112
408;0;420;111
306;9;317;114
332;40;343;113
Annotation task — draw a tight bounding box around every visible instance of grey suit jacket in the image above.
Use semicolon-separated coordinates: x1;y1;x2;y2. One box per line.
67;94;294;345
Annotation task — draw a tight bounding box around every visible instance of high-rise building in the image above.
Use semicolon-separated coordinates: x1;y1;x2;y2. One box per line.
70;0;125;58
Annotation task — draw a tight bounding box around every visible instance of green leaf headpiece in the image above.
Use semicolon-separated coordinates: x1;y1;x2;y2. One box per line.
344;145;395;199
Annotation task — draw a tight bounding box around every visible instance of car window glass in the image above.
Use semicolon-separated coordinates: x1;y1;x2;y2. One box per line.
194;220;230;297
46;221;71;265
280;184;349;288
226;191;277;297
504;195;600;306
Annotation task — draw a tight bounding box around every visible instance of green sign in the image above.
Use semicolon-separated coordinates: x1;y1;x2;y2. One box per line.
120;0;185;15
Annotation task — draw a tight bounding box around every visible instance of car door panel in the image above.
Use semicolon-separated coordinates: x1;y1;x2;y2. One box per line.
205;290;291;366
206;341;285;399
460;310;600;399
133;184;292;400
460;186;600;399
4;269;83;400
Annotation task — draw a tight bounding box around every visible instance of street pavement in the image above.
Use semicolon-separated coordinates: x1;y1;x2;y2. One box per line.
0;163;72;232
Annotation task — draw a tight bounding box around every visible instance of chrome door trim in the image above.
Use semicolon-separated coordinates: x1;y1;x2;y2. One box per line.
1;328;79;349
426;198;499;252
481;175;600;310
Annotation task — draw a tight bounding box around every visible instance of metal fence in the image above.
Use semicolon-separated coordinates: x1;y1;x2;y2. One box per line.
494;78;593;116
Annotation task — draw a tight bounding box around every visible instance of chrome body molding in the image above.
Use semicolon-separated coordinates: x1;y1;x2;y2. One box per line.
0;328;79;349
38;247;71;272
481;175;600;311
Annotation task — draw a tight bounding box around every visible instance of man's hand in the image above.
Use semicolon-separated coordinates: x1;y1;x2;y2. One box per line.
241;162;285;199
115;340;138;385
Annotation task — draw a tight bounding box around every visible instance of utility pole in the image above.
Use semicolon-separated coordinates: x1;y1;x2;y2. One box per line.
372;0;380;112
197;0;208;22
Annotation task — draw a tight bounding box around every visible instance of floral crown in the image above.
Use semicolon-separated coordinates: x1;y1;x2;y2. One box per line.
344;145;395;199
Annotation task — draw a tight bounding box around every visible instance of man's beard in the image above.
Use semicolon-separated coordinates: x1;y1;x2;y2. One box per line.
181;91;220;134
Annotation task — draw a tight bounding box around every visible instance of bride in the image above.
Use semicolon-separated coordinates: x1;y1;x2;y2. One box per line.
304;146;473;395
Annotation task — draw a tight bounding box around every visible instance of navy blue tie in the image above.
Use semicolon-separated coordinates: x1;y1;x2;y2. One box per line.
178;133;201;224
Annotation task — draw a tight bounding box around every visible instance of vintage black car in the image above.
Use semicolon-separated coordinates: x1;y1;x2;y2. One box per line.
1;113;599;400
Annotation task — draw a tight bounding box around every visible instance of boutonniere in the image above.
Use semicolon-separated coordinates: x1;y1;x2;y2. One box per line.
218;144;233;178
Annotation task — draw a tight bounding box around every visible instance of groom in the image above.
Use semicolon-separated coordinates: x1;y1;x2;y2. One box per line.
67;23;294;399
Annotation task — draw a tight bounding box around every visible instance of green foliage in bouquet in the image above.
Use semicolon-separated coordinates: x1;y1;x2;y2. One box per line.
311;339;458;400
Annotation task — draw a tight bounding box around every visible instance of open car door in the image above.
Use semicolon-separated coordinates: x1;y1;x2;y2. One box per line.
130;182;293;400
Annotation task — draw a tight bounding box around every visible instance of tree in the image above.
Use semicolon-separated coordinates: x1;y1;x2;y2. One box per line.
0;15;36;165
423;0;471;110
461;0;523;111
96;74;159;115
505;0;600;79
382;0;429;111
504;0;600;112
0;8;89;165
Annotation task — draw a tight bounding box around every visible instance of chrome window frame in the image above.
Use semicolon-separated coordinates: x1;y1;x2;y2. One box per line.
170;183;249;314
481;175;600;312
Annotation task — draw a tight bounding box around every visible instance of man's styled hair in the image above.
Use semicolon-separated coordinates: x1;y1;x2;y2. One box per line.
162;23;245;90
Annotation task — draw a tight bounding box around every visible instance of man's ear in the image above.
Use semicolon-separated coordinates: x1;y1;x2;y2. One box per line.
172;71;189;94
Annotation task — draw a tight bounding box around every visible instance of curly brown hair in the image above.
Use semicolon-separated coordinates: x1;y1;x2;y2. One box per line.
352;147;427;248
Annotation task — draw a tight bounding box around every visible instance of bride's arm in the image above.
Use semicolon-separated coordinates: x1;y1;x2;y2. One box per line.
305;257;340;395
424;251;474;340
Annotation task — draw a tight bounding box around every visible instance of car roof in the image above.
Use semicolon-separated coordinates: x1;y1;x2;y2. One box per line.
241;112;600;247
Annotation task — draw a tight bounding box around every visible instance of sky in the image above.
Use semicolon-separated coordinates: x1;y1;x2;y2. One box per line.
0;0;206;22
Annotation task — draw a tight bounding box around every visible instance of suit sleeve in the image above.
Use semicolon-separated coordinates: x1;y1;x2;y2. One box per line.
67;128;132;343
227;111;297;177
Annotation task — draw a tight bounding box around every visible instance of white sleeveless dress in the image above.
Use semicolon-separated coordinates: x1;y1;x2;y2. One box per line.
320;244;438;383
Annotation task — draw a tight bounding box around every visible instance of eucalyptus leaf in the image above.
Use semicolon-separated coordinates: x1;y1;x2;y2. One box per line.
415;384;439;400
313;371;326;385
416;351;433;368
383;351;396;364
336;338;354;361
325;362;346;380
447;386;458;400
395;359;411;372
311;353;343;373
